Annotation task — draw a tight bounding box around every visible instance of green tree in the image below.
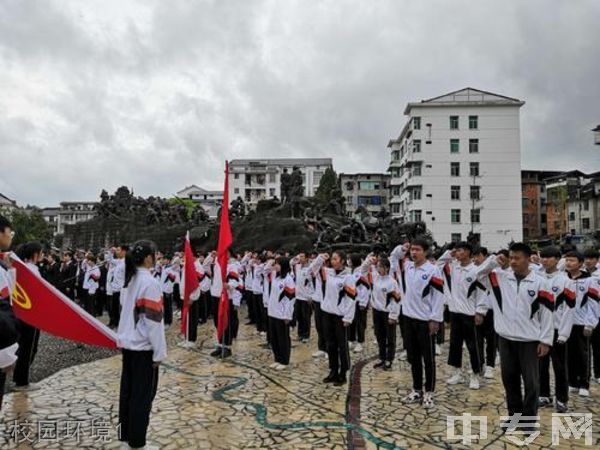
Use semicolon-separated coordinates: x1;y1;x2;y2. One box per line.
314;167;340;203
10;208;53;247
168;197;196;219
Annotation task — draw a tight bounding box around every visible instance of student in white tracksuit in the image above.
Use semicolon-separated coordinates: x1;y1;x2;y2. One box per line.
390;239;445;409
363;254;401;370
310;252;357;387
537;246;573;412
266;257;296;370
290;252;314;343
348;253;370;354
117;240;166;449
474;243;554;432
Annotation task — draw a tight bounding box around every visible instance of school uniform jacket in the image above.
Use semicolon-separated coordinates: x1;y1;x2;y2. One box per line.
83;266;101;295
226;262;244;307
0;262;18;369
352;265;372;309
311;256;357;324
160;266;180;295
538;270;574;342
475;257;554;346
267;273;296;321
436;250;485;317
292;261;315;302
117;268;166;362
390;246;445;323
566;272;600;329
370;272;401;321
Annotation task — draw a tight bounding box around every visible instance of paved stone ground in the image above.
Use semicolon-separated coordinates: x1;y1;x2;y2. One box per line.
1;308;600;449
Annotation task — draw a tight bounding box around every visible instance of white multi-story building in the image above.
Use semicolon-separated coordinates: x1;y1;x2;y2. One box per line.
388;87;524;249
229;158;333;209
176;185;223;218
57;201;97;234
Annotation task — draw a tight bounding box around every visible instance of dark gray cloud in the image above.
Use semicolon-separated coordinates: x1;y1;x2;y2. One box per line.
1;0;599;206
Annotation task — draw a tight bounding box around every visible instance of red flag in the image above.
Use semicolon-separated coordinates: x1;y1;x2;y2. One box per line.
5;254;117;349
217;161;233;341
181;231;199;337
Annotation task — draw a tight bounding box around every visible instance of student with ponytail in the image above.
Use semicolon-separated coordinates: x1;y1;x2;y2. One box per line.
117;240;166;450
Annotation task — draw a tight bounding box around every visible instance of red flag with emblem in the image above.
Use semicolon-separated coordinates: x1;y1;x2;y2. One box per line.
217;161;233;341
181;231;200;337
4;253;117;348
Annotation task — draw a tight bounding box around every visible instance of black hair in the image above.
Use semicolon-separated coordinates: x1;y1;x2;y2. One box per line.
349;253;362;269
539;246;561;259
411;236;430;252
124;240;157;288
275;256;291;278
565;250;584;262
508;242;532;257
17;242;43;261
474;246;488;257
583;248;600;259
118;244;130;252
496;249;510;258
377;256;391;273
63;251;73;258
332;250;347;266
0;215;12;233
455;241;473;255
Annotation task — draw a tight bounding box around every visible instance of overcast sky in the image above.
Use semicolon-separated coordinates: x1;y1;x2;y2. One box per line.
1;0;599;207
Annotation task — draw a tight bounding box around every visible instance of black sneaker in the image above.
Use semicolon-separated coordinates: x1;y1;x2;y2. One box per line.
538;397;553;408
373;360;385;369
323;372;338;383
218;348;232;359
333;375;347;386
556;401;568;413
210;348;222;357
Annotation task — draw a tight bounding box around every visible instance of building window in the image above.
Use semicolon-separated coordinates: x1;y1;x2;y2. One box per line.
234;188;239;194
451;233;462;242
269;188;276;197
391;204;400;214
358;181;381;190
234;173;239;179
583;200;589;211
569;212;576;221
451;209;461;224
451;162;460;177
413;165;422;176
413;140;421;153
269;173;276;183
413;117;421;130
469;139;479;153
413;187;422;200
451;185;461;200
392;187;400;196
450;139;460;153
313;171;323;186
450;116;459;129
412;210;422;222
522;198;529;208
470;185;480;200
583;218;590;229
471;209;481;224
469;162;480;177
523;214;529;224
469;115;478;129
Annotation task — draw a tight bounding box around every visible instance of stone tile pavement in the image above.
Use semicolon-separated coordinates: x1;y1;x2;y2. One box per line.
1;312;599;449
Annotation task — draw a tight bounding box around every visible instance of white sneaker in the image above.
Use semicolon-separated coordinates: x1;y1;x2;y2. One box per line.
399;350;407;361
270;362;279;369
259;331;266;337
349;341;355;349
312;350;324;358
435;344;442;356
469;375;480;390
446;370;464;385
275;363;286;371
353;343;363;353
422;392;435;409
483;366;495;379
569;386;578;393
596;377;600;384
13;383;41;392
402;390;422;404
579;388;590;397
